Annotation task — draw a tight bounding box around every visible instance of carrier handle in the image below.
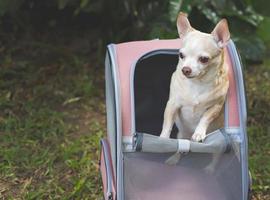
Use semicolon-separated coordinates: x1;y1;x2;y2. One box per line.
123;129;231;154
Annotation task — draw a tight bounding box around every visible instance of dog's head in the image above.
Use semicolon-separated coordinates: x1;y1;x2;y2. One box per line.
176;13;230;79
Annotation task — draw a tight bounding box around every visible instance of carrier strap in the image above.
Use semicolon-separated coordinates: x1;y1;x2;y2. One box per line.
177;139;190;153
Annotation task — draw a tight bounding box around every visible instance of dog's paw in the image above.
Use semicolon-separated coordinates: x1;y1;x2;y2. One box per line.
160;134;168;138
165;153;181;165
160;131;170;138
191;132;206;142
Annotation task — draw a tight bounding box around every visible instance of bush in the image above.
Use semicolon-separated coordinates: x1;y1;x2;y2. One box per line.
0;0;269;62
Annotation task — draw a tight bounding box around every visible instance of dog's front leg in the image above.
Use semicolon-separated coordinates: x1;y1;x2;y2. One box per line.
161;100;182;165
160;100;179;138
192;104;223;142
192;103;224;172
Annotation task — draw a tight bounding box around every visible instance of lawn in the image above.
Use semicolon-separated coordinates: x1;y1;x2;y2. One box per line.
245;61;270;199
0;32;104;199
0;31;269;199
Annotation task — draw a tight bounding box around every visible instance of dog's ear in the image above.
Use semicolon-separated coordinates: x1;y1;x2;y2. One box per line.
177;12;193;38
211;19;230;48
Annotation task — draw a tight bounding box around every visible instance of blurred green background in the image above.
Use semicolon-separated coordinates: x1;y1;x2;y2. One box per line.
0;0;269;199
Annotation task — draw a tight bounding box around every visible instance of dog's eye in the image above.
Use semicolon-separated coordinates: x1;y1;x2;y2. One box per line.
199;56;209;64
179;52;185;59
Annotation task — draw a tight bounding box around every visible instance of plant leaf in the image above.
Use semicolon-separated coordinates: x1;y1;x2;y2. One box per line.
257;16;270;47
234;36;266;62
169;0;182;22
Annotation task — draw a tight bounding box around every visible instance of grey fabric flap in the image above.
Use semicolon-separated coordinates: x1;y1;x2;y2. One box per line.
127;129;231;154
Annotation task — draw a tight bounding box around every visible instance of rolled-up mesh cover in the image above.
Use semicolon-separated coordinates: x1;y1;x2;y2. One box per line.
134;129;230;154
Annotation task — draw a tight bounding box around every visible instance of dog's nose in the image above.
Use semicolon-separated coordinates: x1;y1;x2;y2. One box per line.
182;67;192;76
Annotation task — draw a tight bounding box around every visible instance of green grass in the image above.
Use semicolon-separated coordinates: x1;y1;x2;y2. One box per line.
245;63;270;199
0;37;104;199
0;34;269;199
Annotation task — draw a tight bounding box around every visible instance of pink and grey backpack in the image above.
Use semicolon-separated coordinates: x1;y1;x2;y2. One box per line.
100;39;251;200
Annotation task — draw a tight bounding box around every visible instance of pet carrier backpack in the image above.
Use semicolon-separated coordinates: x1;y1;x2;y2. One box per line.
100;39;250;200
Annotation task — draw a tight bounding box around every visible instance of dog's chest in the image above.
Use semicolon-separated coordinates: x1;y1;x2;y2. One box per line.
171;72;219;121
179;95;208;120
177;82;213;107
180;102;205;121
175;80;215;120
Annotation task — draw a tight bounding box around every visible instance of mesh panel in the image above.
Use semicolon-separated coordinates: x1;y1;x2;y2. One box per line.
124;151;242;200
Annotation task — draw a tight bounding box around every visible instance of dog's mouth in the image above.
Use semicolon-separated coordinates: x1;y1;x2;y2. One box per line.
185;70;206;79
184;74;196;79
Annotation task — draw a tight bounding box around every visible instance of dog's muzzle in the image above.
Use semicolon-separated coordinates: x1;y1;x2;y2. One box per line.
182;67;192;76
